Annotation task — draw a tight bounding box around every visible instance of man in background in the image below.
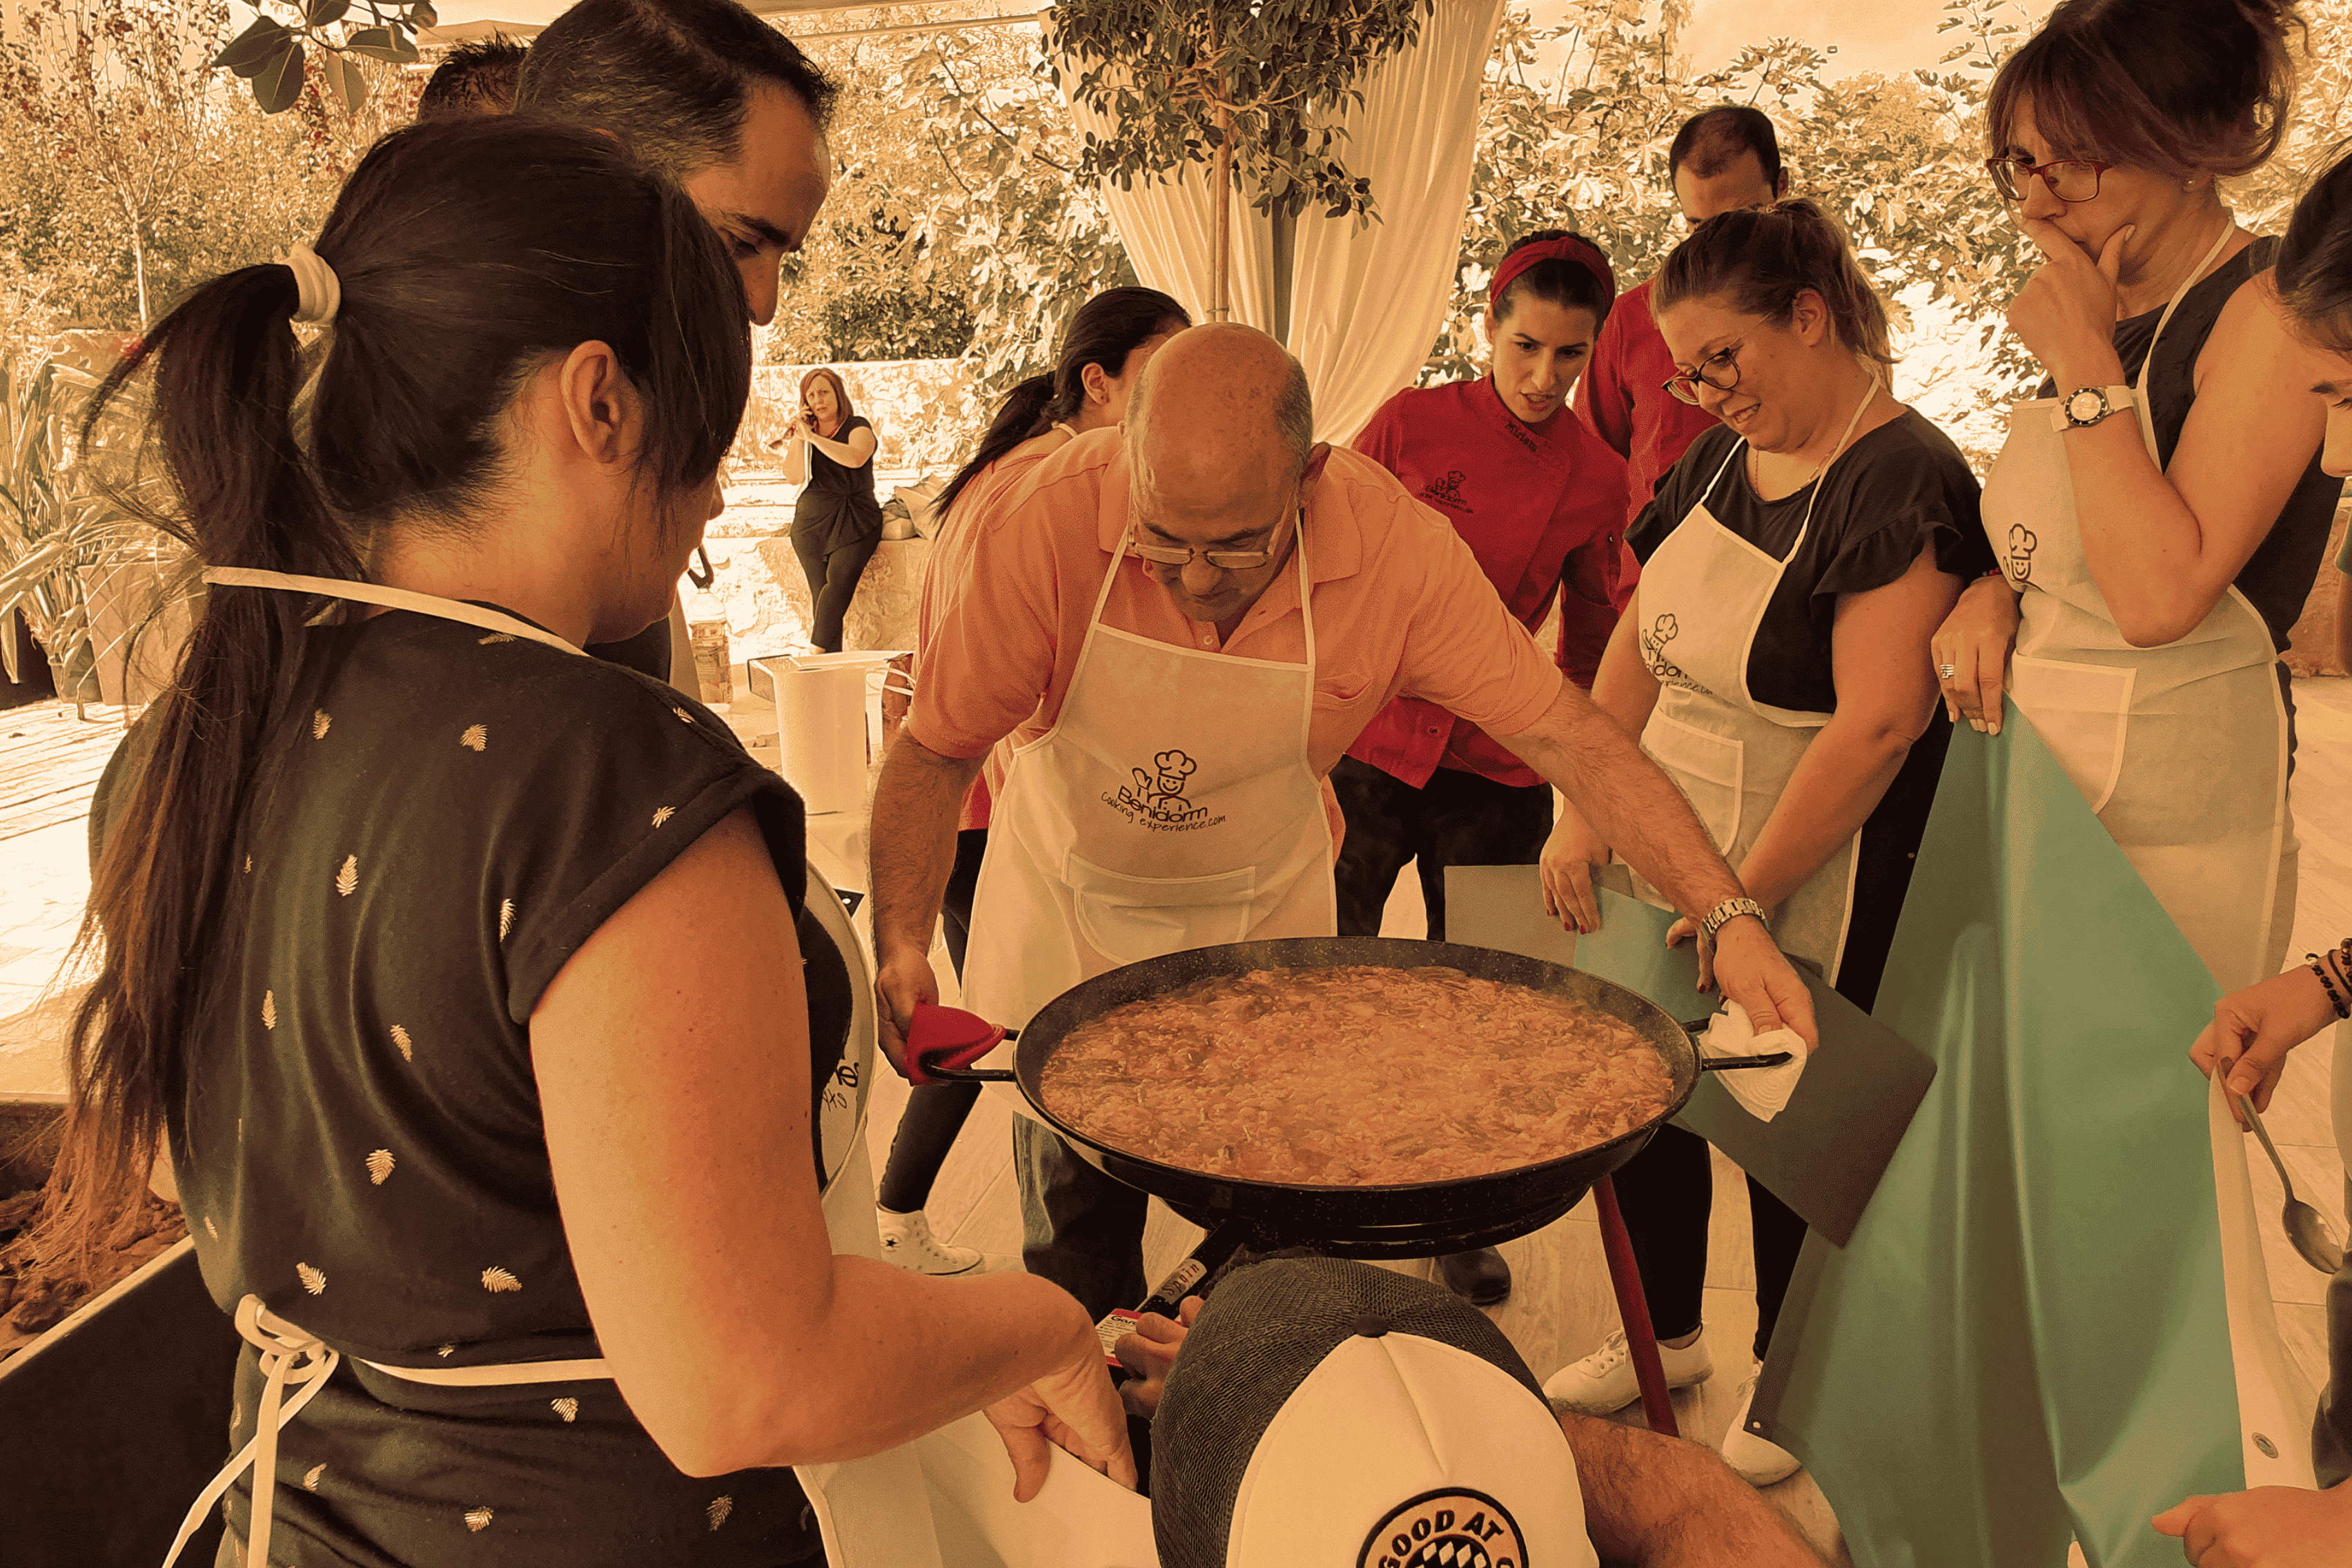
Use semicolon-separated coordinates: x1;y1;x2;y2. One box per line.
407;0;839;687
1576;105;1791;545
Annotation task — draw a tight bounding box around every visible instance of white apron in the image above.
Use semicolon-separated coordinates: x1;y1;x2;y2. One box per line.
957;520;1338;1114
1623;378;1881;979
1977;228;2313;1486
166;571;944;1568
1980;222;2295;996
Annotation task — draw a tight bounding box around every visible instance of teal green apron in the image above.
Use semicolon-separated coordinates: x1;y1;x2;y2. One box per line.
1759;716;2241;1567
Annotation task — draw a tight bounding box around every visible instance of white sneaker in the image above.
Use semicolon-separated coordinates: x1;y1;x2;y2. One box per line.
1542;1326;1714;1415
1720;1364;1803;1487
874;1208;1015;1277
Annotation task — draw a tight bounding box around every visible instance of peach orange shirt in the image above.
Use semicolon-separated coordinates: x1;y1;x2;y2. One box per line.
908;429;1566;797
914;427;1073;832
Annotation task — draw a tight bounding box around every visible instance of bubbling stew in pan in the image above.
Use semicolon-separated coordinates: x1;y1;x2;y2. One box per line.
1038;965;1676;1186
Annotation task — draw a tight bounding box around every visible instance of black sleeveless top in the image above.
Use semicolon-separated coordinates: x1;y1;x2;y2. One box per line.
792;413;884;555
2041;235;2338;653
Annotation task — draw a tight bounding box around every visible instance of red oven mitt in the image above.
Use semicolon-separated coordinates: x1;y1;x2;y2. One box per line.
904;1001;1010;1086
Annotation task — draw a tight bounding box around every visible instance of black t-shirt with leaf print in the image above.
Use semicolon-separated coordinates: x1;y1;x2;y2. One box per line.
155;607;825;1566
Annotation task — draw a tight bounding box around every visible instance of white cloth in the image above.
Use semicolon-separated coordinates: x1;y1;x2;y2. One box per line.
1620;378;1881;981
1696;999;1808;1123
957;526;1337;1116
1052;0;1507;444
1981;219;2293;996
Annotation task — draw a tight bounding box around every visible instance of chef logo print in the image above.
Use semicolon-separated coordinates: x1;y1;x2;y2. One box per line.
1419;470;1472;513
1639;612;1706;694
1356;1489;1527;1568
1106;748;1226;832
2006;524;2038;585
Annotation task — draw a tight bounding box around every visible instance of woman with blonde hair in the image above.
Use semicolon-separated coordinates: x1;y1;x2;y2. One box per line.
781;365;882;653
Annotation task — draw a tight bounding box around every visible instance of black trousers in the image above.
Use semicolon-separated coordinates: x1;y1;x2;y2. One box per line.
876;830;989;1215
1612;1122;1808;1364
1331;755;1555;941
790;529;880;654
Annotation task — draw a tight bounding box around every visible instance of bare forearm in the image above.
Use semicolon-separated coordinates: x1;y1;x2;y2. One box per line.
1503;683;1742;919
1735;713;1921;911
807;429;872;467
869;736;983;958
781;438;808;487
2058;413;2219;642
1588;603;1661;742
1563;1413;1824;1568
753;1262;1094;1467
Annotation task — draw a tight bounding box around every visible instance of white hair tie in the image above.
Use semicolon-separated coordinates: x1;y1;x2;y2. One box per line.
280;243;341;326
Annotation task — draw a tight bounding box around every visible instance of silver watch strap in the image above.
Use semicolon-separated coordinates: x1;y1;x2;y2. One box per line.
1701;896;1767;947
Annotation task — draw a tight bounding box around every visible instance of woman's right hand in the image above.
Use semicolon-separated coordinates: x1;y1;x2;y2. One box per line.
2191;961;2342;1119
1540;804;1609;936
983;1329;1139;1502
1931;575;2021;735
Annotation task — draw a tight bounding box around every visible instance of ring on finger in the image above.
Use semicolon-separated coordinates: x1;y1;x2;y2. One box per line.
1938;663;1957;680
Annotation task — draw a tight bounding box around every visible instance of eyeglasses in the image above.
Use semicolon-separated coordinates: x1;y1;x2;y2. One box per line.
1984;156;2113;204
1128;508;1299;571
1662;341;1745;406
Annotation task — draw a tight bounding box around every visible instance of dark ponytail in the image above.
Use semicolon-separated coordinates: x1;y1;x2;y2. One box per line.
2277;138;2352;354
28;115;749;1277
936;286;1190;518
1655;198;1894;370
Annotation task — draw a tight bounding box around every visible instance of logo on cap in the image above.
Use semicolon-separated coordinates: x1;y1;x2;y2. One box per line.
1357;1489;1527;1568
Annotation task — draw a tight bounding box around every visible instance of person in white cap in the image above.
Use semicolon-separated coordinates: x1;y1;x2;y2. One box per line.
1122;1258;1827;1567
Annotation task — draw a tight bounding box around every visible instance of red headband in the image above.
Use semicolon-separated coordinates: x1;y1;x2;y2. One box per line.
1490;235;1617;315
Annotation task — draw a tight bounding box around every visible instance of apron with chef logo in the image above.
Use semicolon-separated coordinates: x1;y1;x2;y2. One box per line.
167;571;936;1568
1620;377;1880;981
959;519;1337;1107
1981;219;2294;996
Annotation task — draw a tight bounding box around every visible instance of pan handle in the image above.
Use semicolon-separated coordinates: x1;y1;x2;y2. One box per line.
907;1026;1021;1088
913;1059;1020;1085
1696;1051;1794;1072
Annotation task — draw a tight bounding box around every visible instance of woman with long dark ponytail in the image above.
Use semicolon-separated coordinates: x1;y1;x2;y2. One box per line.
33;116;1127;1567
873;284;1189;1277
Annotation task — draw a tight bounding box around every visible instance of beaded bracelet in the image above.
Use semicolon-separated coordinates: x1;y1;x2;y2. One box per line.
2309;952;2351;1020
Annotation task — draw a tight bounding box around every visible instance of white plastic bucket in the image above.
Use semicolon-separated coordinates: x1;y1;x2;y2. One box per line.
765;650;911;816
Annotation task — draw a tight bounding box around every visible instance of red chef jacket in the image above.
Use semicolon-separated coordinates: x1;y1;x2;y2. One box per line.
1574;278;1723;531
1344;376;1631;790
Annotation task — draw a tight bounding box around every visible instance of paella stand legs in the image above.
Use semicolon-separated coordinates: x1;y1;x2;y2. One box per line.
1593;1175;1678;1439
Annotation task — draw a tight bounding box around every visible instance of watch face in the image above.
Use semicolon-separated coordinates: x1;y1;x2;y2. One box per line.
2068;390;2104;424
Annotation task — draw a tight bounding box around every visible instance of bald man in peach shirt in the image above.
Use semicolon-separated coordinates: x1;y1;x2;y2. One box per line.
868;324;1813;1322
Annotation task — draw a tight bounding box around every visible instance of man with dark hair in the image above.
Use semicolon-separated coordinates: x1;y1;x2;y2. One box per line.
518;0;835;326
415;35;527;120
1576;105;1792;538
514;0;838;683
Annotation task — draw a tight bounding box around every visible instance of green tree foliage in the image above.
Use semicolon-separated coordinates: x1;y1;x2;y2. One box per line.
0;0;417;329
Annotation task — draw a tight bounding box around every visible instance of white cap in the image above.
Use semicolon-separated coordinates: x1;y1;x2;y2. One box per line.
1151;1259;1598;1568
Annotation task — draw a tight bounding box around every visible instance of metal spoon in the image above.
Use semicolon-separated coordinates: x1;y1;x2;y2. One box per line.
2233;1091;2346;1277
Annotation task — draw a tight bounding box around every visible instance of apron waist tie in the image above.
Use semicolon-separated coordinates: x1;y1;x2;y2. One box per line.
159;1295;616;1568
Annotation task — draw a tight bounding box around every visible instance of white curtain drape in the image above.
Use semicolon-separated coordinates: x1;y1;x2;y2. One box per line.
1053;0;1506;444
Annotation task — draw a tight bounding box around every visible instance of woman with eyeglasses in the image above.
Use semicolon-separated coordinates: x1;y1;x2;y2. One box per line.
1537;199;1990;1486
1931;0;2335;994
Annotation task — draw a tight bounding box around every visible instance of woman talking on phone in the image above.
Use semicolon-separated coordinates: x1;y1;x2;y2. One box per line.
781;366;882;654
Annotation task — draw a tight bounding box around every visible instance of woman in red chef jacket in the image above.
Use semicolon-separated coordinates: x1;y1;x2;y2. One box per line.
1335;231;1630;1306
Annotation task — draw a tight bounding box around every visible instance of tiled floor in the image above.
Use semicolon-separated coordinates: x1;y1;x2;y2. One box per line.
2;679;2346;1566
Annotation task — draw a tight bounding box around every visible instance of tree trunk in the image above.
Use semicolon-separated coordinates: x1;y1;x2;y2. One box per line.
1211;113;1233;322
129;219;149;331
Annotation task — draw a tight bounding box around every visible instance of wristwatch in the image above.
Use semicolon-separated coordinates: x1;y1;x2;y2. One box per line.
2050;385;2135;432
1699;896;1769;948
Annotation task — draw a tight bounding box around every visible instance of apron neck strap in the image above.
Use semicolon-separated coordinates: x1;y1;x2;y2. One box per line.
201;568;589;658
2128;213;2237;464
1704;366;1883;536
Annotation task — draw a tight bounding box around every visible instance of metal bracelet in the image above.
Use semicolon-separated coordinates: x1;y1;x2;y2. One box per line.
1699;896;1768;949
